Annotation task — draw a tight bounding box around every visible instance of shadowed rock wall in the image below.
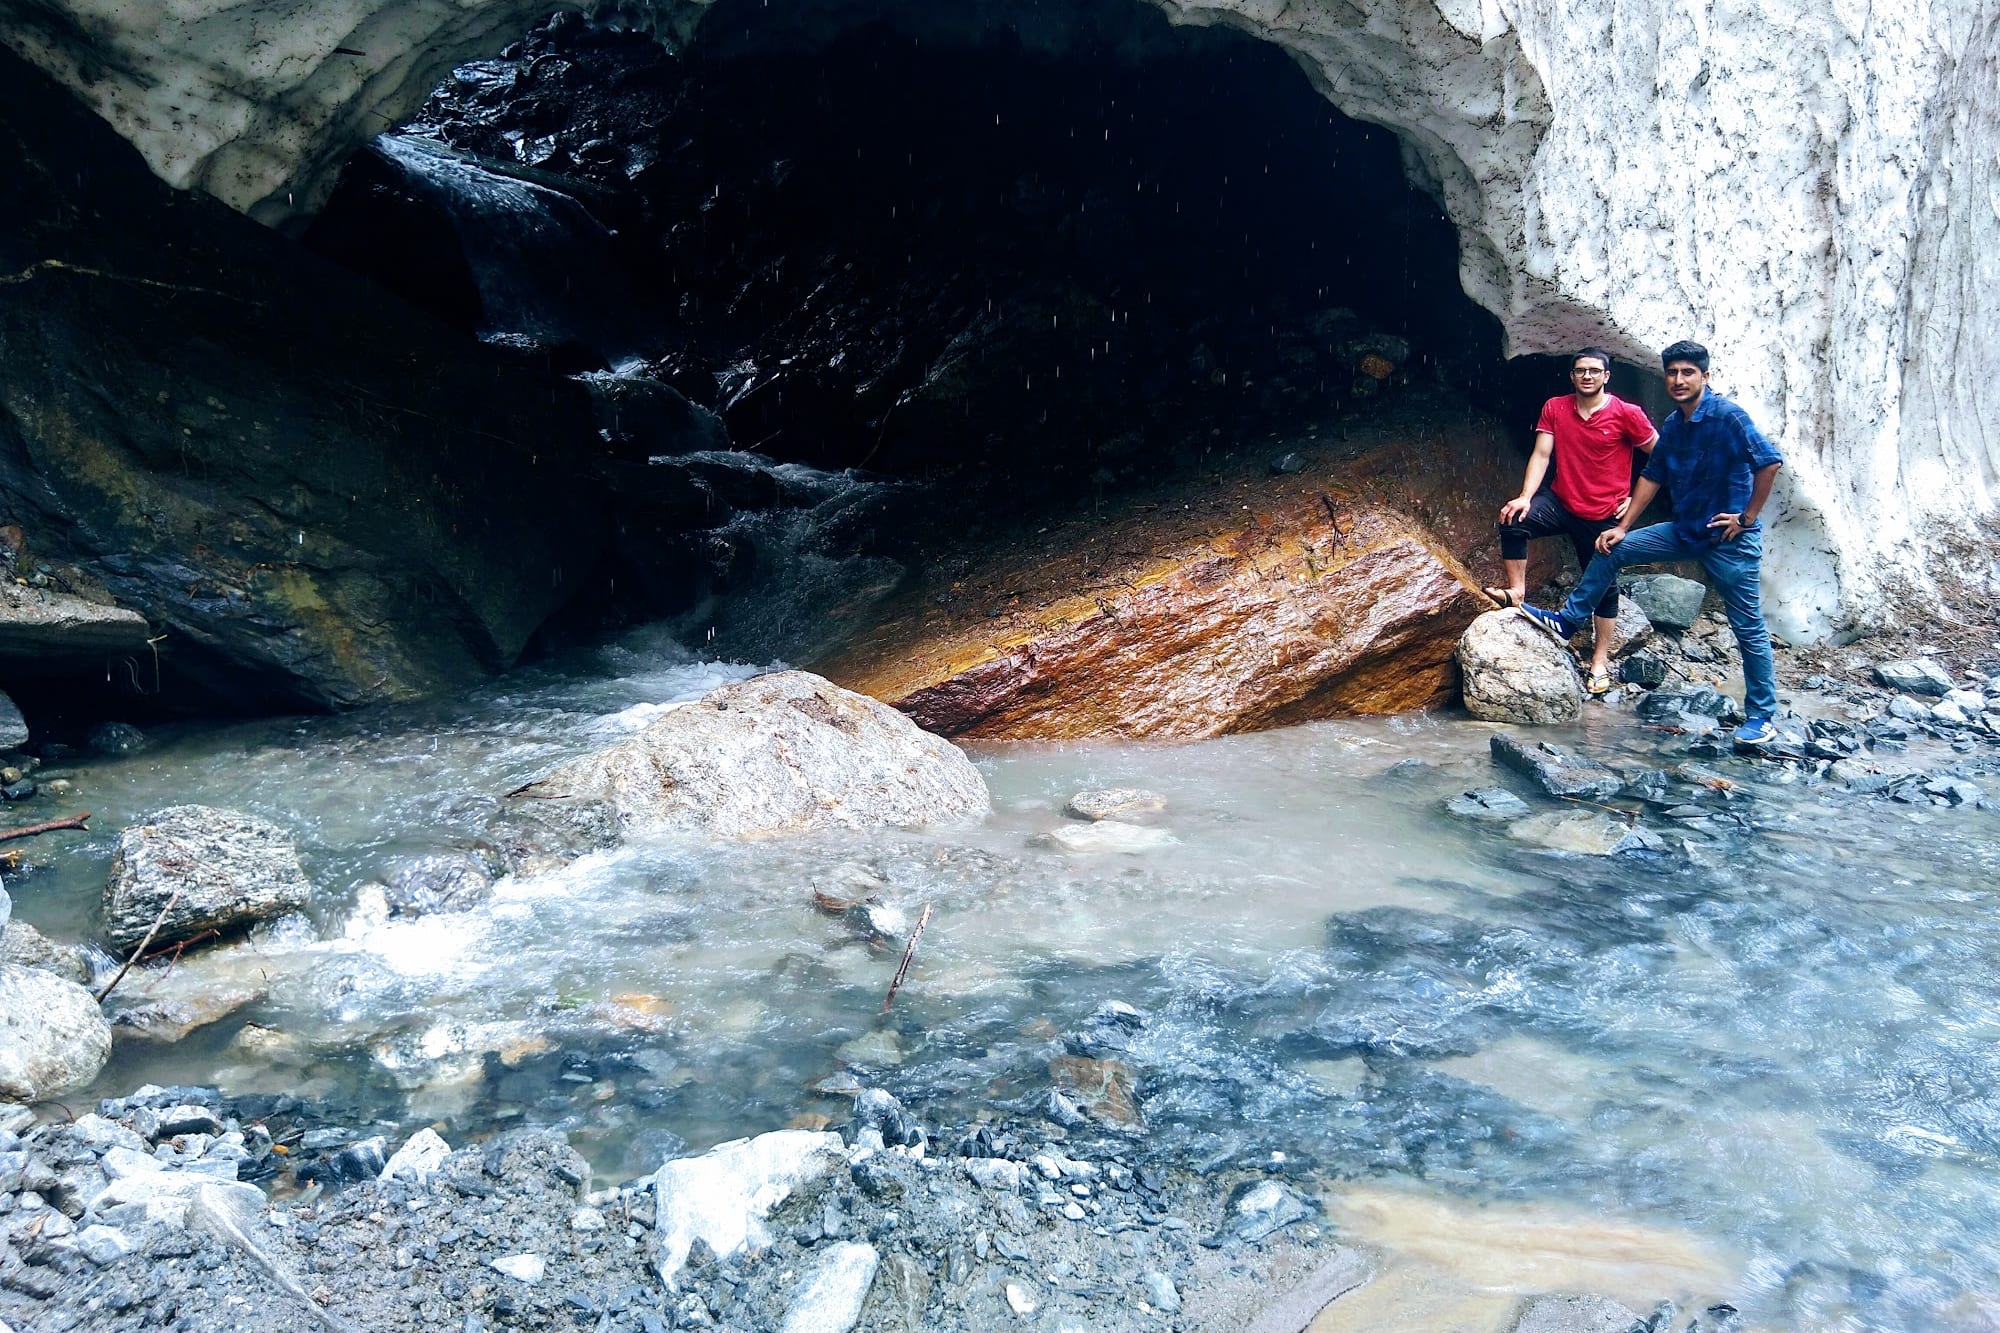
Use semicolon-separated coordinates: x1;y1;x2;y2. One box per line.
2;0;1995;640
0;48;607;710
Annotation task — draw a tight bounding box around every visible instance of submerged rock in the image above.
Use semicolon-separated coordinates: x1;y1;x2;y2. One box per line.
0;961;112;1101
103;806;313;952
1458;609;1582;724
1064;788;1168;821
1445;788;1533;822
516;671;989;839
1041;821;1178;854
1510;1292;1648;1333
1510;812;1666;857
1490;735;1623;799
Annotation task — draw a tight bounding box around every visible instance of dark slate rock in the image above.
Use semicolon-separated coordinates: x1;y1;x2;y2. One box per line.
1618;652;1667;689
1489;735;1622;799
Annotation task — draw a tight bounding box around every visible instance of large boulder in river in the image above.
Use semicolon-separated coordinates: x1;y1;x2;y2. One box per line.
1458;610;1583;724
103;806;313;952
516;672;990;839
816;429;1501;739
0;962;112;1101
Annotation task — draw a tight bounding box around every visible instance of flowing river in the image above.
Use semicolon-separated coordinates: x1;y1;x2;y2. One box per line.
9;621;2000;1331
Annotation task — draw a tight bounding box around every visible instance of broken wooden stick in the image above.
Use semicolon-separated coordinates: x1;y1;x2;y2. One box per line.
95;885;183;1003
0;811;91;842
880;902;934;1014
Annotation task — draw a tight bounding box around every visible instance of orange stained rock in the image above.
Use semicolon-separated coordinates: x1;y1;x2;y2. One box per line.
821;479;1488;740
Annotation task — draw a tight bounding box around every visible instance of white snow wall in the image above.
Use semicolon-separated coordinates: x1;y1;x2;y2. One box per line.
5;0;1996;640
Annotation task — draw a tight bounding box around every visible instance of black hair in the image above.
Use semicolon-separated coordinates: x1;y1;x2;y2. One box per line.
1660;340;1710;373
1570;347;1615;371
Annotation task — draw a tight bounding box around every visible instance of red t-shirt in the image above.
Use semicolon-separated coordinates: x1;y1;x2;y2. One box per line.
1535;394;1656;520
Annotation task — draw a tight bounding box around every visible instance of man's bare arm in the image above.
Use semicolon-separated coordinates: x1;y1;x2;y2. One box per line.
1500;432;1554;523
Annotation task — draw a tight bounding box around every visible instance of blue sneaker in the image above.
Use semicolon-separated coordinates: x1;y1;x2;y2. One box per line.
1732;717;1778;746
1517;604;1574;640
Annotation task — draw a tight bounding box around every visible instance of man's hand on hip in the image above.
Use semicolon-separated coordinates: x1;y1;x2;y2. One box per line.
1707;512;1750;541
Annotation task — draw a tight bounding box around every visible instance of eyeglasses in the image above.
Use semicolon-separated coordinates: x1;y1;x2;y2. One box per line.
1571;368;1608;378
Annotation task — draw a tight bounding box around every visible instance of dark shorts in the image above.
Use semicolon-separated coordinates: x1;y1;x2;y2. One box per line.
1497;490;1620;619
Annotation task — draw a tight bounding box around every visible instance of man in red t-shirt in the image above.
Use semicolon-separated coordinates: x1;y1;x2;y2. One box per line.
1487;347;1658;693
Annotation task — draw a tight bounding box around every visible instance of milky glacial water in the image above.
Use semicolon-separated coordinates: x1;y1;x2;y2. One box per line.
9;629;2000;1330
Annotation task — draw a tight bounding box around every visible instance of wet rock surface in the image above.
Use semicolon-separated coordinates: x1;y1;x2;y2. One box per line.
516;671;990;837
820;429;1504;737
0;963;111;1101
0;48;609;712
103;806;314;953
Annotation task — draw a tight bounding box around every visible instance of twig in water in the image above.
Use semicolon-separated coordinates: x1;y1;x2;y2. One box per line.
0;811;91;842
96;886;184;1003
881;903;935;1014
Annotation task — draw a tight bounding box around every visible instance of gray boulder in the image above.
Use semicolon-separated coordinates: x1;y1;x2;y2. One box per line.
517;672;989;840
2;917;93;985
1457;610;1582;724
0;689;26;750
103;805;313;952
0;961;112;1101
1874;658;1955;696
1622;574;1708;631
1490;734;1623;799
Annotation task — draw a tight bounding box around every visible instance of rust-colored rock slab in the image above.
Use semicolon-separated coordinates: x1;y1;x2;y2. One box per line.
820;429;1499;739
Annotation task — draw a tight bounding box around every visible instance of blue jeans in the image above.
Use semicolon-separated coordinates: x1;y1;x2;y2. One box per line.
1559;523;1778;720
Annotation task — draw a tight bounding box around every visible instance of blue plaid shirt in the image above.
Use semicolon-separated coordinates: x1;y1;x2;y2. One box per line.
1642;390;1784;545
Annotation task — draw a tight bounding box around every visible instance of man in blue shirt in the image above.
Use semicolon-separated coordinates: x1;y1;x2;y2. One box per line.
1523;341;1785;744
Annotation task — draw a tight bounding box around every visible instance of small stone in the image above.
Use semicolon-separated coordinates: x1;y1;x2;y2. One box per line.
570;1206;606;1233
490;1254;545;1284
1;779;34;801
74;1224;134;1265
1618;652;1667;689
381;1127;452;1180
1063;788;1167;822
0;692;27;751
1622;574;1708;631
1003;1280;1040;1316
1931;700;1971;726
1269;452;1309;475
1061;1201;1086;1221
1137;1270;1181;1313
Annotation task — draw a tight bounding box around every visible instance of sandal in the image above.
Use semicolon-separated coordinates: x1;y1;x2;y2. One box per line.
1484;588;1521;609
1586;671;1613;696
